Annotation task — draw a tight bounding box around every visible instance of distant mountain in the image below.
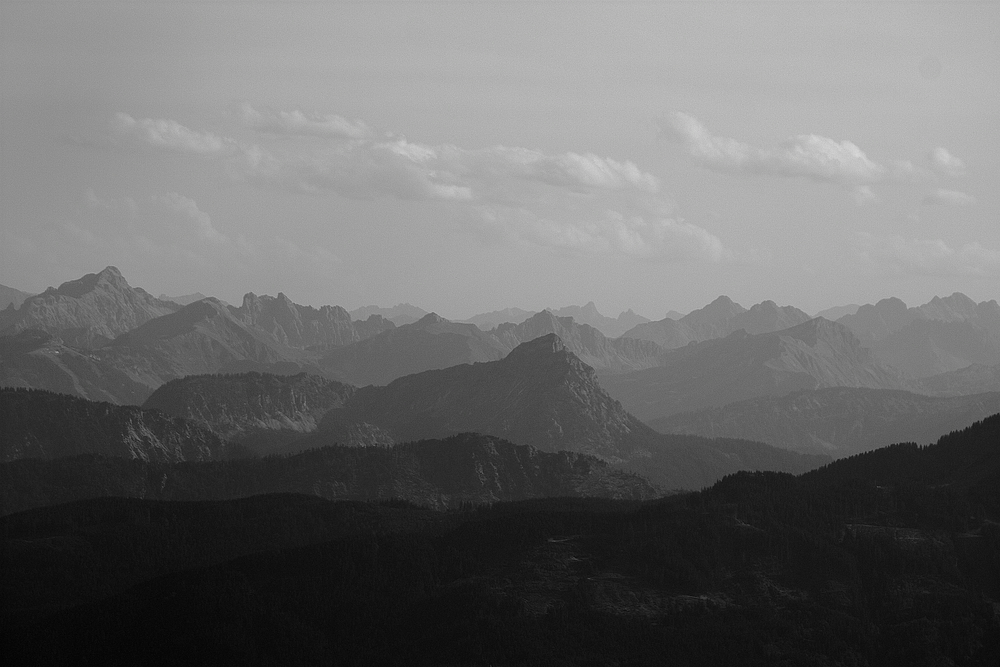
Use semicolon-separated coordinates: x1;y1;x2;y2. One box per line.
158;292;208;306
917;362;1000;396
545;302;651;338
601;318;907;421
650;387;1000;458
0;284;33;310
871;318;1000;378
813;304;859;320
491;311;665;373
461;307;535;330
0;266;179;348
837;292;1000;345
143;372;355;454
0;434;658;517
230;292;394;351
0;388;229;463
321;313;509;386
0;330;153;404
349;303;427;326
311;334;828;488
663;309;684;320
621;296;811;349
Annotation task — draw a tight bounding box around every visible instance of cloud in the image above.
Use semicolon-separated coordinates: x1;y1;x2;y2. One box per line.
111;113;236;156
851;186;878;206
238;103;371;140
659;112;886;186
929;147;966;178
854;232;1000;278
472;206;730;262
153;193;232;245
922;188;977;207
85;188;138;216
228;135;660;203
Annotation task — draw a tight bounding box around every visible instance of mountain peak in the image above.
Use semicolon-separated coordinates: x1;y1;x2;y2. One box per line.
415;312;445;326
506;333;569;359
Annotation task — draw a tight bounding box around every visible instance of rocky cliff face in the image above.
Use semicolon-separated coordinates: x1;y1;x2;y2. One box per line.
0;267;179;348
230;292;394;351
318;334;659;462
143;372;355;451
0;388;229;463
602;318;908;421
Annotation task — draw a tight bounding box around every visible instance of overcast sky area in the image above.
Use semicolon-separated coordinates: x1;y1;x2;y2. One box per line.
1;1;997;319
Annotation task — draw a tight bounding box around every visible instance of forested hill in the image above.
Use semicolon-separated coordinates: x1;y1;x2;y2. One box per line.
0;387;230;463
0;433;657;515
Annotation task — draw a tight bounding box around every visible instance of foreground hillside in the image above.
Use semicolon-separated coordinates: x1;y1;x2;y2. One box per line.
3;417;997;665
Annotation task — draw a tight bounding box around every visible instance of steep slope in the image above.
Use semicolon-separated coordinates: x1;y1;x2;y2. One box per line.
0;330;152;404
0;266;179;348
491;311;665;373
601;318;907;421
319;334;656;461
0;284;33;310
621;297;810;350
320;313;508;386
651;387;1000;458
143;372;355;453
229;292;394;351
918;362;1000;396
349;303;427;326
0;388;229;463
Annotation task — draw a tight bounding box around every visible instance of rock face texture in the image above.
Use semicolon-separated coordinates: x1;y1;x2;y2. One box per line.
0;387;229;463
621;296;811;349
143;372;355;452
601;318;908;421
650;386;1000;458
317;334;658;462
0;266;179;348
230;292;394;351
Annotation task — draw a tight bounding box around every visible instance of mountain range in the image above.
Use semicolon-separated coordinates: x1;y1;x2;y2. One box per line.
460;302;650;337
650;386;1000;458
0;284;33;310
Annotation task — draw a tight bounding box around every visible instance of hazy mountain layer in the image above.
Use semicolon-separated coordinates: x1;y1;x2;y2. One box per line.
622;296;811;349
546;302;651;338
349;303;428;326
0;266;179;348
321;313;509;386
0;330;153;404
917;362;1000;396
0;284;33;310
650;386;1000;458
143;372;355;453
461;306;535;330
0;388;229;463
230;292;394;351
158;292;208;306
601;318;907;421
492;310;665;373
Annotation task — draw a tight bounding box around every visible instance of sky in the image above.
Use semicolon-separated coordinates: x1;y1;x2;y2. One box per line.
1;1;997;320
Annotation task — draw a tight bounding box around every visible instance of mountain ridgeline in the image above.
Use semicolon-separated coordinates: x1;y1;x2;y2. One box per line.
0;387;230;463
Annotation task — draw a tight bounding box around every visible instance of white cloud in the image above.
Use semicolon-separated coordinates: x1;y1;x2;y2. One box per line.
659;111;886;186
854;232;1000;278
153;193;232;245
111;113;236;156
851;186;878;206
929;147;966;178
85;188;138;216
473;206;729;262
922;188;977;207
238;103;371;140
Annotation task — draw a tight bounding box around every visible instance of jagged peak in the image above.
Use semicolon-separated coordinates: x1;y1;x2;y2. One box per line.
45;266;130;299
506;333;569;360
415;312;446;326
